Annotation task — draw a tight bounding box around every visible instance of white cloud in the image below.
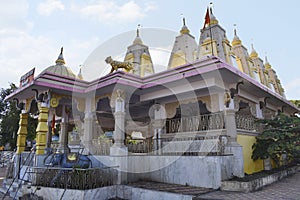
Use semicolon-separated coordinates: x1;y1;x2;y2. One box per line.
0;30;100;88
72;0;156;24
0;0;31;31
145;2;157;12
37;0;65;16
0;33;54;88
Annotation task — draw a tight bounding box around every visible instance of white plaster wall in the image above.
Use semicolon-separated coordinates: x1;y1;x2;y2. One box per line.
126;155;234;189
93;155;235;189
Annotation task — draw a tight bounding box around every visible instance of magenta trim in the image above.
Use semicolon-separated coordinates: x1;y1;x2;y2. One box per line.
34;81;85;93
5;56;299;112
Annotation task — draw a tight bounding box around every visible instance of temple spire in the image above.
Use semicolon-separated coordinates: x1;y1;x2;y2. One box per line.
55;47;66;65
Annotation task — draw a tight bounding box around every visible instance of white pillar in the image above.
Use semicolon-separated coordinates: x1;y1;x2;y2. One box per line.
110;90;128;185
82;96;95;154
152;104;165;155
110;95;128;154
224;109;237;144
256;103;263;119
224;108;244;177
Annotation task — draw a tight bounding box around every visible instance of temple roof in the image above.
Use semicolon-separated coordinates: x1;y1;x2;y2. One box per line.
40;47;77;79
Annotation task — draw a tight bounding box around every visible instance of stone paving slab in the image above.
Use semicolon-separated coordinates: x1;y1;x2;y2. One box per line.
195;169;300;200
129;181;214;196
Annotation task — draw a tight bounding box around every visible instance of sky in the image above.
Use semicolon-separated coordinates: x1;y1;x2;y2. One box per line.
1;0;300;100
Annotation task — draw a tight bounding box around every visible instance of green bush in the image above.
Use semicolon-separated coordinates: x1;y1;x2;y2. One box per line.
252;114;300;167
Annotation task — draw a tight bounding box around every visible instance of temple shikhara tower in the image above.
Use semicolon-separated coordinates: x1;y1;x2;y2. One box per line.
4;6;299;200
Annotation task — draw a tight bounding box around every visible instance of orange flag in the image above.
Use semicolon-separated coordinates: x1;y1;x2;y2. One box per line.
203;8;210;29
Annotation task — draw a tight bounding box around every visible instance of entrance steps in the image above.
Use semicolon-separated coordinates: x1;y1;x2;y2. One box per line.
1;180;215;199
118;181;215;200
1;178;33;199
29;184;214;200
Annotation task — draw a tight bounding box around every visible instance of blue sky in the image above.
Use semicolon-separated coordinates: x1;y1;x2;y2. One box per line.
1;0;300;100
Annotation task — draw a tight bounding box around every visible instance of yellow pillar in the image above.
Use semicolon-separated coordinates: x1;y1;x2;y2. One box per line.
35;104;49;155
16;112;28;154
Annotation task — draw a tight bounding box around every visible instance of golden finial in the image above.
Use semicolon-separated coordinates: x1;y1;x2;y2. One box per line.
250;43;258;58
133;24;143;44
55;46;65;65
265;55;272;70
180;15;190;35
232;24;242;46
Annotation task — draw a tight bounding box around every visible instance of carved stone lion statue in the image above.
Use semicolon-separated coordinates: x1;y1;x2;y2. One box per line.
105;56;133;74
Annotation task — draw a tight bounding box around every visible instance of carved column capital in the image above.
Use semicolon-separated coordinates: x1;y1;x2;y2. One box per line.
110;89;126;109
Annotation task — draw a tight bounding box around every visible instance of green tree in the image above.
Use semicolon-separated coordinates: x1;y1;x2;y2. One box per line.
27;115;38;142
0;84;38;150
0;83;20;149
252;114;300;167
290;100;300;108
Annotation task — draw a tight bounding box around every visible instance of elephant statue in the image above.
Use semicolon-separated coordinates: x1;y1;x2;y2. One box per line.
44;150;92;169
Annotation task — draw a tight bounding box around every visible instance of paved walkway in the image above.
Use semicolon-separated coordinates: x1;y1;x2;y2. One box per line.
195;169;300;200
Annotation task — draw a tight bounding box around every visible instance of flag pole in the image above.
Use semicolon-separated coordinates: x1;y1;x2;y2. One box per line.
203;5;214;56
209;3;214;56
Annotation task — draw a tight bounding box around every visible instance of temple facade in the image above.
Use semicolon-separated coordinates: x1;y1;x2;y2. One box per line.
4;7;299;199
